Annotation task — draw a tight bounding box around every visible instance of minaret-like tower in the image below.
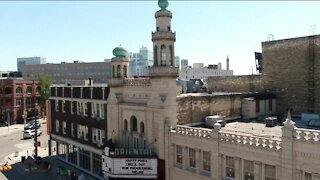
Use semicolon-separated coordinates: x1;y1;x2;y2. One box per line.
226;56;230;70
149;0;178;77
109;46;130;86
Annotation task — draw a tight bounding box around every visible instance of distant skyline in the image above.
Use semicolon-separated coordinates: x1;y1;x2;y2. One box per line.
1;1;320;74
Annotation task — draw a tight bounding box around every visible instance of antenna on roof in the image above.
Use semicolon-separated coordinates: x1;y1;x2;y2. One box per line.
267;34;275;41
309;25;317;36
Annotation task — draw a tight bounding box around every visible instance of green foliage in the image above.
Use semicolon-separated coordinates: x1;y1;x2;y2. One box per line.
37;74;52;111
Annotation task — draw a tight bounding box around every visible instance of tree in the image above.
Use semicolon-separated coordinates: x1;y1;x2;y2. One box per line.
37;74;52;119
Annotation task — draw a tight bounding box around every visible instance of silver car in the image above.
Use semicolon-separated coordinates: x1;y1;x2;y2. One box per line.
23;129;42;139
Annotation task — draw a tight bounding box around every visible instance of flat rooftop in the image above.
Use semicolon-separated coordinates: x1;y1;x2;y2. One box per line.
220;122;282;139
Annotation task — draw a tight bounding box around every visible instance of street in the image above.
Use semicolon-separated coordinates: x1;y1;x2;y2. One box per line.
0;120;49;165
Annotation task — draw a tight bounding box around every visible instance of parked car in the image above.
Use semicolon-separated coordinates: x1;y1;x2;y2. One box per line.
24;121;41;130
23;129;42;139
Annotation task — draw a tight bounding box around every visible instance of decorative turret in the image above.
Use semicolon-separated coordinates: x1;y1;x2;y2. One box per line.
111;46;129;79
226;56;230;70
150;0;178;77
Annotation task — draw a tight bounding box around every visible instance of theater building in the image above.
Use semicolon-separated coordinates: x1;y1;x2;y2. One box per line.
49;0;320;179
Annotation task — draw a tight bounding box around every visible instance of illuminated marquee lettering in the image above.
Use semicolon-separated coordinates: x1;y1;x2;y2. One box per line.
114;148;153;156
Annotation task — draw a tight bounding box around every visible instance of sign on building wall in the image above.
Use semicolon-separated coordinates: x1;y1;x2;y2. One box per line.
104;157;157;179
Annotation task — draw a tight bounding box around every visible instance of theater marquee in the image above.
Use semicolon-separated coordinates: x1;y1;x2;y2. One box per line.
104;157;157;179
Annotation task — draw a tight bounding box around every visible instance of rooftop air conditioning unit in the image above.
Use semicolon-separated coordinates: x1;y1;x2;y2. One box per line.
205;115;226;128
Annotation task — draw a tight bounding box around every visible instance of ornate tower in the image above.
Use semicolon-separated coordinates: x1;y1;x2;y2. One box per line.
109;46;130;87
149;0;178;77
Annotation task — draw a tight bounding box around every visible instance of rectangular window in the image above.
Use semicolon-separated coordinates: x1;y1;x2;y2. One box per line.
16;99;22;106
56;100;59;112
55;120;59;133
189;148;196;168
203;151;211;172
226;156;235;178
62;100;66;113
71;123;75;137
244;160;254;180
70;101;73;114
96;104;100;118
265;164;276;180
77;102;81;115
91;103;96;118
62;121;66;135
77;125;88;141
84;102;88;116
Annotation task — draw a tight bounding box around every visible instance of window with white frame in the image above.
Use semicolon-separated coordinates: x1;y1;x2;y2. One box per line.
265;164;276;180
83;102;88;116
55;120;60;132
189;148;196;168
176;145;183;165
62;121;66;134
71;123;75;137
203;151;211;172
92;128;105;144
77;102;81;115
16;99;23;106
55;100;59;112
226;156;235;178
244;160;254;180
77;125;88;140
62;100;66;113
70;101;74;114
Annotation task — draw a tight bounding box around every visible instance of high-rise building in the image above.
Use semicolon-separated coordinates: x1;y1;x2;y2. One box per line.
181;59;189;69
175;56;180;68
23;61;111;84
129;46;153;77
17;57;46;73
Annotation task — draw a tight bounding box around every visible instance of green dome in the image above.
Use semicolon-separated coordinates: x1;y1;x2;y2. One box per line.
112;46;128;58
158;0;169;10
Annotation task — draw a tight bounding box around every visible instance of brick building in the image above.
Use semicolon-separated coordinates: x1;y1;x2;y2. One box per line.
0;78;41;125
262;35;320;114
49;80;109;178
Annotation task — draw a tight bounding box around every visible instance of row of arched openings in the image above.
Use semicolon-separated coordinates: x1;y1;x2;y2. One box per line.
112;65;128;78
124;116;144;134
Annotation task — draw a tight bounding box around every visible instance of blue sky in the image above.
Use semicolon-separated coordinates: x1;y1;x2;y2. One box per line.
1;1;320;75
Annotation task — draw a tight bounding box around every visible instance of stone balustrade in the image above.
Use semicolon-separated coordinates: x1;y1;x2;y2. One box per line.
219;132;281;150
294;128;320;141
124;78;151;87
175;125;212;138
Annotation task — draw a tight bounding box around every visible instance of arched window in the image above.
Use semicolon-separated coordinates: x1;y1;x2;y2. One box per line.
124;119;128;132
124;65;127;78
16;87;22;94
130;116;137;132
112;65;115;78
26;86;32;94
5;87;12;94
154;46;158;66
161;45;166;66
117;65;121;78
140;122;144;134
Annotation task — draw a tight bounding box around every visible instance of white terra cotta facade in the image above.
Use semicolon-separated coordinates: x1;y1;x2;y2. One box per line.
102;0;320;180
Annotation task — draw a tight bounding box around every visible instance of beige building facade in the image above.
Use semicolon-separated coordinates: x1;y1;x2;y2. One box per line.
99;1;320;180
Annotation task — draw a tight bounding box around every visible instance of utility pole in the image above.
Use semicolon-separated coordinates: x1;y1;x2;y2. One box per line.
33;80;38;158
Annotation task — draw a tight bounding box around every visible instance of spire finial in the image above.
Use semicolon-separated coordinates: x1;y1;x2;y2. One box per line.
158;0;169;10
